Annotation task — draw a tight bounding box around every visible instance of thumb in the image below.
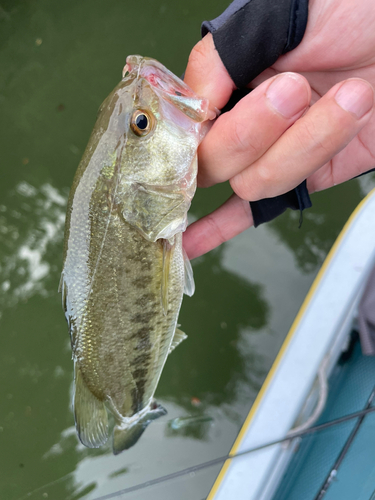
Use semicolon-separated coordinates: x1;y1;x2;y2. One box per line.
184;33;236;109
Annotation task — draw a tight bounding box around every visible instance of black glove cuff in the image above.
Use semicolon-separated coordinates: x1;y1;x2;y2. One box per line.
202;1;311;226
202;0;309;88
250;180;312;227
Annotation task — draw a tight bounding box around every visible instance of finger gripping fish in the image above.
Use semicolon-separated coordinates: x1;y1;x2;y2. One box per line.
60;56;210;454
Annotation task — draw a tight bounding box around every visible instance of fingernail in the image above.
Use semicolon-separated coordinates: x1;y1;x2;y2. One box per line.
266;73;309;118
334;80;374;118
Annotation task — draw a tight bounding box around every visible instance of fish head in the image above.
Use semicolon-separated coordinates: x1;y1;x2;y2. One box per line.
105;56;211;242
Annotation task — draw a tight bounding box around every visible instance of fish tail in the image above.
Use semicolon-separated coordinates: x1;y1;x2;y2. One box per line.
113;401;167;454
74;365;109;448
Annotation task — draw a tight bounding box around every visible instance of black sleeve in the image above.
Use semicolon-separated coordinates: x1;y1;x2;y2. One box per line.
202;0;309;88
202;0;312;227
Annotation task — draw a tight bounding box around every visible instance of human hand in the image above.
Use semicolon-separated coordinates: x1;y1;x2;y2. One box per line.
183;0;375;259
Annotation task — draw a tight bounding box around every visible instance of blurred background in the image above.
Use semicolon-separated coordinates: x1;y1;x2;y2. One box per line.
1;1;375;499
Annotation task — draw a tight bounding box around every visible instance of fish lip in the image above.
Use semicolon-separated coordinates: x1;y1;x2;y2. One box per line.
123;55;211;123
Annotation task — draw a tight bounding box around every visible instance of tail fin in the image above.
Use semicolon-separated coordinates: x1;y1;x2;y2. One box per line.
113;402;167;454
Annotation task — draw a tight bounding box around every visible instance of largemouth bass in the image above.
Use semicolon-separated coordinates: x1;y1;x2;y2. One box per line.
60;56;210;454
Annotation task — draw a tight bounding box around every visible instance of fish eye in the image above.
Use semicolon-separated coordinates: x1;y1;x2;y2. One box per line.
130;110;154;137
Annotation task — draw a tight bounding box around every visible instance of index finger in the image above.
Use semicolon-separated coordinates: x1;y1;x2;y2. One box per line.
184;33;235;109
183;194;253;260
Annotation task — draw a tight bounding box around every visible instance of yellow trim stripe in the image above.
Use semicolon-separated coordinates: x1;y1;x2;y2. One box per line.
208;187;375;499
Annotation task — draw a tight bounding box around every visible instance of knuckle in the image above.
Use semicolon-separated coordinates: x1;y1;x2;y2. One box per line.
230;174;250;201
296;119;316;148
297;117;337;159
205;213;226;245
256;163;274;186
228;118;259;156
230;163;276;201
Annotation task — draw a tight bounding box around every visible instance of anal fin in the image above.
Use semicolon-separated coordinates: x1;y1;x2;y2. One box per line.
169;328;187;354
74;365;109;448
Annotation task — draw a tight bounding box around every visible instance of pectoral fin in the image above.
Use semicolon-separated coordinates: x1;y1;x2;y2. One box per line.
58;272;64;293
183;247;195;296
169;328;187;354
59;272;67;311
161;239;173;315
59;276;79;354
74;365;109;448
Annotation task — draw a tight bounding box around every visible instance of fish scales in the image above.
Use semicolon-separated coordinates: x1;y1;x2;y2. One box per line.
60;56;210;453
78;210;184;415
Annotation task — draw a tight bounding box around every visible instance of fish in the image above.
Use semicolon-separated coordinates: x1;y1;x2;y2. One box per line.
60;55;211;454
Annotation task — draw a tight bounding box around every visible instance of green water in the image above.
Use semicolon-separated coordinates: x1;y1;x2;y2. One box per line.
1;1;374;499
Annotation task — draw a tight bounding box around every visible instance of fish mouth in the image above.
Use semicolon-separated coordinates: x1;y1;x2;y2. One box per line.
123;55;210;123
